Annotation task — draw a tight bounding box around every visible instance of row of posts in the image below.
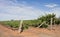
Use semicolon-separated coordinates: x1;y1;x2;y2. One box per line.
18;18;53;33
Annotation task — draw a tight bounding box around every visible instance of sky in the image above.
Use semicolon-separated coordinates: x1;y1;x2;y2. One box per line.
0;0;60;21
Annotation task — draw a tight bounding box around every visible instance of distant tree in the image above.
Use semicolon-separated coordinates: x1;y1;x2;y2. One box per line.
38;13;56;25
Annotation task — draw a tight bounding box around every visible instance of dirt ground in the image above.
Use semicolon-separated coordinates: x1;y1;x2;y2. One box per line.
0;24;60;37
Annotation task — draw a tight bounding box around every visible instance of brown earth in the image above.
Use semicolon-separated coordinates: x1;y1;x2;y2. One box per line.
0;24;60;37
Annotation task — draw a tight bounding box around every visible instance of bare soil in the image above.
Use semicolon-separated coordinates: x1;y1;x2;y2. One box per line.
0;24;60;37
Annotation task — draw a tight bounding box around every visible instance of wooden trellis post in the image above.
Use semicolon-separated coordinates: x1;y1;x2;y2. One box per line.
50;18;53;30
18;19;23;33
37;21;46;28
54;20;55;25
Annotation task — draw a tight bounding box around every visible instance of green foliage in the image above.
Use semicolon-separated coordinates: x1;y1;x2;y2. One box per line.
23;24;29;29
40;24;48;28
0;20;20;28
55;18;60;25
38;13;56;24
0;13;60;30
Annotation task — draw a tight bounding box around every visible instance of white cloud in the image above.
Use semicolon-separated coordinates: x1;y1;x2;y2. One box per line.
0;13;34;20
52;8;60;17
0;0;60;21
45;7;60;17
45;4;58;8
44;4;60;17
0;0;43;20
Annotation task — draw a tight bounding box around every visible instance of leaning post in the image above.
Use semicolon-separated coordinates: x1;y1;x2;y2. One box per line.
18;18;23;33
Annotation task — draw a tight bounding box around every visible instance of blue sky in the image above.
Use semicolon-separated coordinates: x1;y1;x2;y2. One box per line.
0;0;60;21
